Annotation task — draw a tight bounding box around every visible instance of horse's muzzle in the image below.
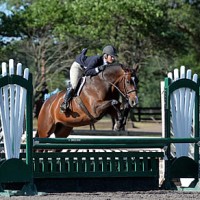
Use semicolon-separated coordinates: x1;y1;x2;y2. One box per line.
129;96;138;107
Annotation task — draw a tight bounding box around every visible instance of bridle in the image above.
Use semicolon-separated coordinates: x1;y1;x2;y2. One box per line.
102;70;137;100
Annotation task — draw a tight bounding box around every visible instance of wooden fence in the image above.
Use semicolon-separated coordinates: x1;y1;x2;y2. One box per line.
130;107;161;122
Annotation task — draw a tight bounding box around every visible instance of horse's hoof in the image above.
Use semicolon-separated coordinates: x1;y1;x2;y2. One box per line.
114;127;119;131
111;100;118;105
113;122;120;131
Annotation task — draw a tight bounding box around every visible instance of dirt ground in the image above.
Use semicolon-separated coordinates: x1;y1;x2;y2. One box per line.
1;190;200;199
73;118;163;133
34;116;162;133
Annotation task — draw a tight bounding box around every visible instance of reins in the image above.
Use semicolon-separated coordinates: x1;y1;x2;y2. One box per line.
102;70;137;100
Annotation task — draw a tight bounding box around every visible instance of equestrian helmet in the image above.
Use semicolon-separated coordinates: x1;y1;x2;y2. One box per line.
103;45;117;57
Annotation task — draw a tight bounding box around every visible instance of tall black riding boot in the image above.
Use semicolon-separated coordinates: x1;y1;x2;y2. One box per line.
60;87;74;112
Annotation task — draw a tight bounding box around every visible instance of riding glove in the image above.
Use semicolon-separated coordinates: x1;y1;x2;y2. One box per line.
98;65;106;71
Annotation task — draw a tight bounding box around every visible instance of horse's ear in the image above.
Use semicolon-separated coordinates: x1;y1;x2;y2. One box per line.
119;63;129;71
116;62;123;68
133;63;139;73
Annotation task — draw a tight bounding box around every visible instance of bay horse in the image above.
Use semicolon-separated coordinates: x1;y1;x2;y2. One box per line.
37;63;138;138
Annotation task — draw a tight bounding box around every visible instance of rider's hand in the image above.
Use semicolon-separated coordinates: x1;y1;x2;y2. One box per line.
98;65;106;71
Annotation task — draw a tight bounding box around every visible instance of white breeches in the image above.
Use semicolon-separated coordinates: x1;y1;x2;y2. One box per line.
70;61;84;89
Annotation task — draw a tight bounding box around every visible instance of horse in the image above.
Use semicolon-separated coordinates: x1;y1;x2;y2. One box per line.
37;63;138;138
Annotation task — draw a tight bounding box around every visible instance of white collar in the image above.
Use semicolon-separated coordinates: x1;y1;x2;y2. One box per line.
103;58;107;65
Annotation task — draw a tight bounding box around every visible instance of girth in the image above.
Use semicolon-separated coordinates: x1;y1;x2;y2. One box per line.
74;96;97;126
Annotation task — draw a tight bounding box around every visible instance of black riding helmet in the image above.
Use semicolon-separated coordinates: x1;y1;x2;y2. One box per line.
102;45;117;57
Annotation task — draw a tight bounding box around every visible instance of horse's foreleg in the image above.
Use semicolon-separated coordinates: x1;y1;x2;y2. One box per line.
94;100;119;116
122;102;131;127
94;100;123;131
90;123;96;130
111;115;116;130
111;101;125;131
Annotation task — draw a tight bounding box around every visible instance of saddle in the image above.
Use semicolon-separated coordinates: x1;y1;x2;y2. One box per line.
70;76;96;125
44;88;60;101
75;76;86;96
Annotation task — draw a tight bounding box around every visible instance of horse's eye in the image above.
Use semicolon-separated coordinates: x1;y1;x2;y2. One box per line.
126;80;130;84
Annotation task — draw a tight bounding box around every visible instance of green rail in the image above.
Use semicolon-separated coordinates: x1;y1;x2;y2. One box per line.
31;137;200;150
34;137;200;144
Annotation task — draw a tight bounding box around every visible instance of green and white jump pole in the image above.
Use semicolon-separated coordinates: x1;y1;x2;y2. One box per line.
0;59;36;196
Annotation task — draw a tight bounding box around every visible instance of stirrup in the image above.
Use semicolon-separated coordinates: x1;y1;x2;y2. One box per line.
60;102;68;112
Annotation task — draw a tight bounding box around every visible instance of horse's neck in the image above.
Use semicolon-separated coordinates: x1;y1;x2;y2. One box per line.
82;72;118;96
81;65;123;96
100;65;123;82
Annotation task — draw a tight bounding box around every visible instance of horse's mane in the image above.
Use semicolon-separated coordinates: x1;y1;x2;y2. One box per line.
104;63;134;74
88;63;138;85
101;63;138;85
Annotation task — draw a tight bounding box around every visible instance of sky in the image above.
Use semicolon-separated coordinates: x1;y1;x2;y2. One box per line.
0;3;12;15
0;3;19;43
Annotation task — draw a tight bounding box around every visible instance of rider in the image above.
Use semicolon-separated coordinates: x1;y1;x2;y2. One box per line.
60;45;118;112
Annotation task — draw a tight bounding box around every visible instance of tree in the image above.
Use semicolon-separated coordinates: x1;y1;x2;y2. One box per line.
167;0;200;73
0;0;82;97
1;0;200;107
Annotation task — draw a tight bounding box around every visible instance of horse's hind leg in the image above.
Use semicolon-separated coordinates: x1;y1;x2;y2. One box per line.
37;114;56;138
53;124;73;152
54;123;73;138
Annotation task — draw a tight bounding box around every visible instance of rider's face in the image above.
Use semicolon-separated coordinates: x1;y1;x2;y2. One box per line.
106;55;116;63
